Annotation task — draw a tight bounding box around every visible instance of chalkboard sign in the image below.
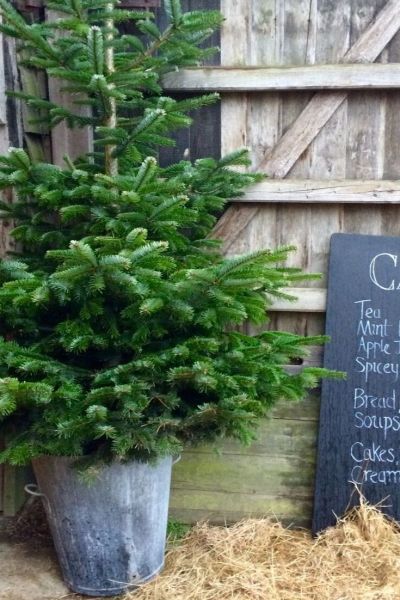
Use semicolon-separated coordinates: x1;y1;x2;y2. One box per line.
313;233;400;534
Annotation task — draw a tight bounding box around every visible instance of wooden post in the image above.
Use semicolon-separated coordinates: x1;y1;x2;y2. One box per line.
104;3;118;177
0;18;27;518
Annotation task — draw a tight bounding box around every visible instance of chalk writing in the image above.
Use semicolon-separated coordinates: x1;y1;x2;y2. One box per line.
370;253;400;290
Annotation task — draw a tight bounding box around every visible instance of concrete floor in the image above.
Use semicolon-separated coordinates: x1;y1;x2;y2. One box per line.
0;502;87;600
0;534;70;600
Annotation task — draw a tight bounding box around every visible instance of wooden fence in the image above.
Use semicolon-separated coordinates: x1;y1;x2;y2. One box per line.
3;0;400;526
168;0;400;526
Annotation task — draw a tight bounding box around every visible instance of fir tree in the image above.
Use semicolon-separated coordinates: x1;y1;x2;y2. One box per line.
0;0;338;467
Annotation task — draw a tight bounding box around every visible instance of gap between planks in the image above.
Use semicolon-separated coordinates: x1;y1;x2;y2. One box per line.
162;64;400;92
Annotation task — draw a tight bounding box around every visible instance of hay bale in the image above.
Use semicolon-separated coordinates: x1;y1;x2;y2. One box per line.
132;500;400;600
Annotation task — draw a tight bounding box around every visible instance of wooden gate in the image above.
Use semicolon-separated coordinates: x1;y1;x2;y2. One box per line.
166;0;400;526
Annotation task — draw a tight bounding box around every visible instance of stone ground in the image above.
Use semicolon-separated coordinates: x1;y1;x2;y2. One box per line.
0;501;90;600
0;534;71;600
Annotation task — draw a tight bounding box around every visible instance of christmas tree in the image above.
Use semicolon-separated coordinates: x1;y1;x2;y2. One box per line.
0;0;336;467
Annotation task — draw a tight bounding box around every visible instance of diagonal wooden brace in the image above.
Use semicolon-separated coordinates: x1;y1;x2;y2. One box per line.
260;0;400;178
214;0;400;246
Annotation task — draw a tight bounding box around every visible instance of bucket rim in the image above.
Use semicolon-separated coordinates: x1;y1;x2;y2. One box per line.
65;560;165;595
32;454;174;464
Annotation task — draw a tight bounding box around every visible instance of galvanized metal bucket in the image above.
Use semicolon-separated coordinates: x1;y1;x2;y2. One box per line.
31;455;173;597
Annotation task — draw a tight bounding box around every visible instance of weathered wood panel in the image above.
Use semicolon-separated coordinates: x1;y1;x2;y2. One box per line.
0;23;20;515
0;5;49;518
269;287;326;312
170;0;400;526
235;180;400;204
163;64;400;92
2;464;33;517
170;411;318;526
170;490;314;526
46;10;92;166
260;8;400;179
157;0;221;167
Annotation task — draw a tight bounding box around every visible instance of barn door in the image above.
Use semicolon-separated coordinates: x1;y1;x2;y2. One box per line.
167;0;400;525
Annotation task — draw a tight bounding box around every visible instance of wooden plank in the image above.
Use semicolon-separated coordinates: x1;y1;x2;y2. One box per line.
250;0;283;66
16;6;49;137
380;3;400;236
169;490;313;526
46;10;93;165
170;414;317;525
0;28;12;260
343;95;385;235
0;9;49;517
173;452;315;496
197;418;319;457
282;0;314;66
271;391;320;421
184;0;221;163
0;25;15;515
0;24;21;513
220;0;249;173
341;4;387;249
0;21;6;126
19;67;48;135
172;1;323;529
284;350;324;375
2;465;32;517
314;0;350;64
119;1;161;6
218;0;282;256
24;133;50;163
259;0;400;177
271;0;315;337
235;179;400;204
158;0;221;167
221;0;250;66
170;389;320;526
2;32;23;152
345;0;400;62
19;0;163;9
260;92;342;177
219;0;282;324
163;64;400;92
305;0;350;337
269;287;326;312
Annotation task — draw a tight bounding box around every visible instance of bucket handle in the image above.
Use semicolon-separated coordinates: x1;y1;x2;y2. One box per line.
24;483;52;512
24;483;51;512
24;483;46;498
